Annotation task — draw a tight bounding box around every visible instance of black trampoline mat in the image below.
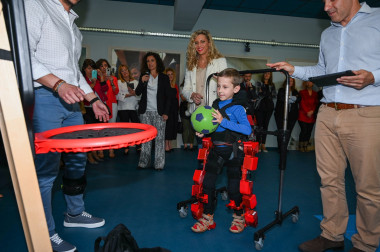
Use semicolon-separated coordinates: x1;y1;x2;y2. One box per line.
51;128;144;139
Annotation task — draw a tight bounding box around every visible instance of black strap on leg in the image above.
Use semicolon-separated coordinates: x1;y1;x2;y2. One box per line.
0;49;12;61
62;175;87;196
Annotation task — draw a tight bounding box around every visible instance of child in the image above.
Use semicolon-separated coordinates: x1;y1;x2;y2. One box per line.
191;68;252;233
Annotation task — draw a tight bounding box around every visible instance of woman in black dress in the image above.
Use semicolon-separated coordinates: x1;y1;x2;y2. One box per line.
255;72;276;152
164;68;179;152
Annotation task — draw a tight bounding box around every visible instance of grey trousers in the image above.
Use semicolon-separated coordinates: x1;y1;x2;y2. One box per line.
138;111;166;169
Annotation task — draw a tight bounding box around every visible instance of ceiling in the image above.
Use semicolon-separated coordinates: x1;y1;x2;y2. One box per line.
111;0;380;30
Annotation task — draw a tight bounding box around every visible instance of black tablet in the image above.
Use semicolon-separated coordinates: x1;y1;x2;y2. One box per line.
309;70;355;87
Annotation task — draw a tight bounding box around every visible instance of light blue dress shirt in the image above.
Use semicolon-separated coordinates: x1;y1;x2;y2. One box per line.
292;3;380;105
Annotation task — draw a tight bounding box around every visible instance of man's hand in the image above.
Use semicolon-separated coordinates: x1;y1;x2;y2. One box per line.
58;82;86;104
266;62;295;75
191;92;203;105
162;114;168;121
337;70;374;90
92;100;110;122
85;92;109;122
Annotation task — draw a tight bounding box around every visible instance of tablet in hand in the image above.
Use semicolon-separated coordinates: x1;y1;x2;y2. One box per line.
309;70;355;87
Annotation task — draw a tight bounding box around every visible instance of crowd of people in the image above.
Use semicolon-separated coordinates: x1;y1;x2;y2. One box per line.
22;0;380;251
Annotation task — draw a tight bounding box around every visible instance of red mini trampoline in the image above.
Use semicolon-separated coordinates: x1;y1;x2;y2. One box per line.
34;122;157;154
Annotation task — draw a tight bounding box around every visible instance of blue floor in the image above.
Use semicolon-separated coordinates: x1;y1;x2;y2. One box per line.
0;146;365;252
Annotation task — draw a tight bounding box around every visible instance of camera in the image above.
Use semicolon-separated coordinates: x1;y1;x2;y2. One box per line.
106;68;111;76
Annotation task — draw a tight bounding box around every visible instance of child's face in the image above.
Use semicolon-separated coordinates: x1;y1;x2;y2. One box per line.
217;77;240;101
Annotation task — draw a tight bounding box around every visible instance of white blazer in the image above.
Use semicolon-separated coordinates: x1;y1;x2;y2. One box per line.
182;57;227;114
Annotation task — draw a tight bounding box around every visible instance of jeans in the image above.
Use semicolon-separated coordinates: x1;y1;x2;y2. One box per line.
33;88;86;236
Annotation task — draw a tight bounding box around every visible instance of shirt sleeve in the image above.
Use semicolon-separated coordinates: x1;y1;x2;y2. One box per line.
292;45;326;81
220;106;252;136
182;68;193;102
24;0;51;82
372;69;380;87
78;72;93;94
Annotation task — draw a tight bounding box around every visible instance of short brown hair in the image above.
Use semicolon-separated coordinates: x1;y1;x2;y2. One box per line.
218;68;242;87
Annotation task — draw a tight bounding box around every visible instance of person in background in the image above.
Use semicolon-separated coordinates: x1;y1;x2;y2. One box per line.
274;77;300;150
240;73;258;129
25;0;109;251
116;64;140;155
182;29;227;115
181;29;227;149
254;72;276;152
267;1;380;251
164;68;179;152
81;59;108;164
130;63;141;81
179;80;195;151
96;59;119;158
297;81;318;152
135;52;171;171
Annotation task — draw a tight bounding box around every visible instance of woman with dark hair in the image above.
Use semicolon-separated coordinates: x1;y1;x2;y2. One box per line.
255;72;277;152
274;77;300;150
95;59;119;158
163;67;179;152
135;52;171;170
81;59;108;164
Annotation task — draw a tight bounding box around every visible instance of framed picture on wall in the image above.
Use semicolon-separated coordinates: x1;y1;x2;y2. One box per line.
110;48;181;85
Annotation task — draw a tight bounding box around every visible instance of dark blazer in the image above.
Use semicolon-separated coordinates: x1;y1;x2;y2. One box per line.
135;73;171;116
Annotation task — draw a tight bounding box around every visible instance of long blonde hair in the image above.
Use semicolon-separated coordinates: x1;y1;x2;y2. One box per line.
186;29;223;71
118;64;134;83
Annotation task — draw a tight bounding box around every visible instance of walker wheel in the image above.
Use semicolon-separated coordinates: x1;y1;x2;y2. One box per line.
255;238;264;250
291;213;299;223
179;206;188;218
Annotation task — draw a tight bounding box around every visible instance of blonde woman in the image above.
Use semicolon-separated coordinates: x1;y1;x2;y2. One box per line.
182;29;227;114
116;65;140;155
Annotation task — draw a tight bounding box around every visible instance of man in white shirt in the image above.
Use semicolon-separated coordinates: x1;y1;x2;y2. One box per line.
25;0;109;251
268;1;380;252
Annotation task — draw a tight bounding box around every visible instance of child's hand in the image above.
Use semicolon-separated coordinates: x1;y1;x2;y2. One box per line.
195;132;204;138
212;109;223;124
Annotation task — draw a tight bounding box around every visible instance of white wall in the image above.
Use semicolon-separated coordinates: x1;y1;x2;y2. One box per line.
74;0;330;147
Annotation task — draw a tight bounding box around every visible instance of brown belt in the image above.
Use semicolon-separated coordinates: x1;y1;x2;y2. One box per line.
323;103;367;110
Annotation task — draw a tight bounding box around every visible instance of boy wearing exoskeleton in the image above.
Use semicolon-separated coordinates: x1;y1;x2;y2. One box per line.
191;68;252;233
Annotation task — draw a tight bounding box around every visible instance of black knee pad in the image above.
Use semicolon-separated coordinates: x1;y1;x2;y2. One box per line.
62;175;87;196
205;150;224;175
226;159;242;179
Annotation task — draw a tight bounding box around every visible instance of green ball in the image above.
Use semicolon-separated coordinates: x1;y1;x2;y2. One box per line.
190;105;219;134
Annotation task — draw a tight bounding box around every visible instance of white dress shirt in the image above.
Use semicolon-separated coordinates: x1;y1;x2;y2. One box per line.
25;0;92;94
